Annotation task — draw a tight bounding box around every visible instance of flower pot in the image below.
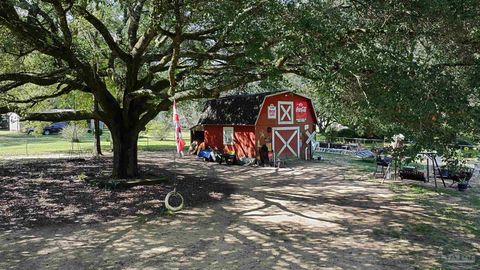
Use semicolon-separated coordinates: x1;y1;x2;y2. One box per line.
458;182;468;191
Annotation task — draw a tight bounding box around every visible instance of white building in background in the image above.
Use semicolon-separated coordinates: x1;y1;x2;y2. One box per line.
8;113;21;131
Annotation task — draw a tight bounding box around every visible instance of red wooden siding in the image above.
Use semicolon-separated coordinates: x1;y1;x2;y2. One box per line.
272;127;300;159
204;125;256;158
201;92;317;161
255;92;317;160
233;126;256;158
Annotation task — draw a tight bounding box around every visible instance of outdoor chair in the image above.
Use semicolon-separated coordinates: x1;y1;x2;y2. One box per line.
374;155;392;178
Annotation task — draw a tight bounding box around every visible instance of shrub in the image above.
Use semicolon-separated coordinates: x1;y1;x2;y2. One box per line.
144;120;172;140
24;121;49;135
336;128;359;138
61;124;87;142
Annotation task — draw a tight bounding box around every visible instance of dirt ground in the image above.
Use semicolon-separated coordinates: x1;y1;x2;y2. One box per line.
0;152;478;269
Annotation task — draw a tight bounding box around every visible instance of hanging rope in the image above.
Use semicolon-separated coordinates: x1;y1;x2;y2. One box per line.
165;100;185;212
165;150;184;211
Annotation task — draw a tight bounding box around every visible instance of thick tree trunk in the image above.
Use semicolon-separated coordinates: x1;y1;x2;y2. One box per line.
94;119;102;155
111;129;139;178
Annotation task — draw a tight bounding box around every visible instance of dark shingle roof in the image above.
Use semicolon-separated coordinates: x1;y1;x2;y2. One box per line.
197;92;275;125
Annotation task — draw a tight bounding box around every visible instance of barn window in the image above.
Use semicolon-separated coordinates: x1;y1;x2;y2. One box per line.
223;127;234;145
278;101;294;124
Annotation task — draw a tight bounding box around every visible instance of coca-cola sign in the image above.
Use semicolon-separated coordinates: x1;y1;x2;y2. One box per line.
295;101;307;122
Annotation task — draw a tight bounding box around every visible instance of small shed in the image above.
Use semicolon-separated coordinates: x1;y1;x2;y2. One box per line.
8;113;21;131
194;91;318;161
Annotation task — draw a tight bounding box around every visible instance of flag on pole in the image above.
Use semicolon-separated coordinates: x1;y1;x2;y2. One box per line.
173;100;185;156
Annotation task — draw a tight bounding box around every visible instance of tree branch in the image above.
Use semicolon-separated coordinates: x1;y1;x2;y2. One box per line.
128;0;148;48
167;0;183;96
0;70;68;93
49;0;72;47
23;110;97;122
0;104;18;114
76;7;131;62
3;84;86;104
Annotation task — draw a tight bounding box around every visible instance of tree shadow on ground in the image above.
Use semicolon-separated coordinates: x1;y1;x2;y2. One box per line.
0;156;236;230
1;153;478;269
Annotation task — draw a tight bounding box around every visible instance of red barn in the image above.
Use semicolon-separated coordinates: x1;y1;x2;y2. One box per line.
191;91;318;162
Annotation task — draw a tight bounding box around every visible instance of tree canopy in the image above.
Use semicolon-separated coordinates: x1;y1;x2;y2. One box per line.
292;1;480;153
0;0;305;177
0;0;479;176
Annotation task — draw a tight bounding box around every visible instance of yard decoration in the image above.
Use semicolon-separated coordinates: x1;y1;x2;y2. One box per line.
457;179;469;192
173;100;185;157
374;155;392;181
419;152;441;188
399;166;426;182
165;149;184;212
441;150;474;191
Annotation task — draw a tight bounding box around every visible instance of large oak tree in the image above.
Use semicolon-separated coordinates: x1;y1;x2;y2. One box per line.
0;0;305;178
2;0;478;177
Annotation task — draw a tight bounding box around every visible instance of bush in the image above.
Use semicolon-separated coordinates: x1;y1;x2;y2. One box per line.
336;128;359;138
144;120;172;140
325;128;359;142
24;121;49;135
61;124;87;142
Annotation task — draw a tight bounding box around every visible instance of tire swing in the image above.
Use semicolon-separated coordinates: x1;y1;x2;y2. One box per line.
165;150;184;212
165;190;184;212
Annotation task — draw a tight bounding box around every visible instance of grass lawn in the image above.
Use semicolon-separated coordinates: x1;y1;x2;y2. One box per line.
321;150;480;268
0;130;184;156
382;182;480;268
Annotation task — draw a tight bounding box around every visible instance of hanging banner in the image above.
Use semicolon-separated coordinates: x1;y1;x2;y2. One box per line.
267;104;276;119
295;101;307;122
172;100;185;156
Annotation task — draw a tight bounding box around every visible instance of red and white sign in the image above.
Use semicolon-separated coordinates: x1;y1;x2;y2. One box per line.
295;101;307;122
267;104;276;119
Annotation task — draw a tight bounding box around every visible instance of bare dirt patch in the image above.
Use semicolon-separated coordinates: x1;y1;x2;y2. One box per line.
0;155;235;230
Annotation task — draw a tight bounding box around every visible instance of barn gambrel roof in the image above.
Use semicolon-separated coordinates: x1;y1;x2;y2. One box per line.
197;92;275;125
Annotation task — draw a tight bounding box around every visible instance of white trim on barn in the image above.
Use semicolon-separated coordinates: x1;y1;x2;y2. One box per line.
272;126;300;162
277;101;294;125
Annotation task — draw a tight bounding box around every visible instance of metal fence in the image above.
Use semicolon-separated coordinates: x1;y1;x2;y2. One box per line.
0;132;181;157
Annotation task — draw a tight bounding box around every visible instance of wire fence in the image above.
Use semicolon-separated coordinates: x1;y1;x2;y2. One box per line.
0;131;183;158
316;136;387;150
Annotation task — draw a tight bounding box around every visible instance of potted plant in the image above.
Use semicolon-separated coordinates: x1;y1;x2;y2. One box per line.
443;149;472;190
458;178;469;191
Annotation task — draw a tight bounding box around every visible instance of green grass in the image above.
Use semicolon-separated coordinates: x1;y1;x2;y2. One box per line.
384;182;480;261
0;130;183;156
314;151;376;173
349;158;376;172
367;170;480;269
